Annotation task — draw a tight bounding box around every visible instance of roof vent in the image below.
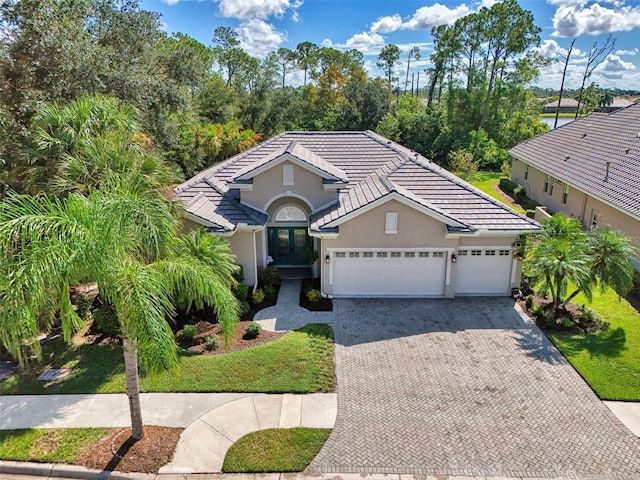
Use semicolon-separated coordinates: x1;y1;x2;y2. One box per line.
582;132;587;138
605;161;611;182
625;148;631;155
565;155;570;161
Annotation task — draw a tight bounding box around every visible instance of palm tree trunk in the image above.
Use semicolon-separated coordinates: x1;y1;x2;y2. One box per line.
123;338;145;440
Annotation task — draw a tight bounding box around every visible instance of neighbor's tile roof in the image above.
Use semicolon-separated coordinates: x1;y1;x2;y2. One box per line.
176;131;539;234
509;102;640;218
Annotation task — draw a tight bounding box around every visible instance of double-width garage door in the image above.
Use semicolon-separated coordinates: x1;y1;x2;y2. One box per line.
332;250;447;297
455;248;512;295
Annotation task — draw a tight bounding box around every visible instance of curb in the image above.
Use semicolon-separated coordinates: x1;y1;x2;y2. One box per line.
0;461;154;479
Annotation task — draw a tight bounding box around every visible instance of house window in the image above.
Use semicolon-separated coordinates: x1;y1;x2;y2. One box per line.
390;252;402;258
548;178;554;196
274;205;306;222
543;174;550;193
499;249;510;256
349;252;359;258
335;252;346;258
283;164;294;185
363;251;373;258
485;250;496;256
418;252;429;258
404;252;415;258
385;211;398;234
377;252;387;258
524;165;529;180
592;211;599;227
458;250;468;256
432;251;444;258
471;250;482;256
562;184;569;204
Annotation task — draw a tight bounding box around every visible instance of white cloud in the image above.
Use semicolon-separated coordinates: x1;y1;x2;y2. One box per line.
321;38;334;48
532;39;582;59
552;1;640;37
597;53;636;78
159;21;169;32
217;0;302;21
344;32;386;55
405;3;473;30
615;48;639;56
161;0;181;5
236;19;286;58
371;14;403;34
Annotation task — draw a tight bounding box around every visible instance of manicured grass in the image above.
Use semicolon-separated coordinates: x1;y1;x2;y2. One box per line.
469;172;527;214
546;288;640;401
222;428;331;472
1;324;334;394
0;428;109;464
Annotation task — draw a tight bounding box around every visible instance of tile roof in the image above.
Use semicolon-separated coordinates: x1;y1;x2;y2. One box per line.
509;102;640;219
176;131;539;234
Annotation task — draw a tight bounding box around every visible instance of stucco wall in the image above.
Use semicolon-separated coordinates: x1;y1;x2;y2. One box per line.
241;161;337;212
228;231;258;287
513;160;640;268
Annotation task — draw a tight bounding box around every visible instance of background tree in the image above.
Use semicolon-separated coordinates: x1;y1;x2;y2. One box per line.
276;48;298;88
575;35;616;119
295;42;319;86
554;39;575;128
404;46;421;94
377;45;401;95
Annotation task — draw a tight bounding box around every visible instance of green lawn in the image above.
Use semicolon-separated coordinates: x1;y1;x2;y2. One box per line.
223;428;331;472
1;324;334;394
0;428;109;464
469;172;527;214
546;289;640;401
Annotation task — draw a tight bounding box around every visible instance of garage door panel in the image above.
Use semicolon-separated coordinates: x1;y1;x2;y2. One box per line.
455;248;511;295
332;251;446;297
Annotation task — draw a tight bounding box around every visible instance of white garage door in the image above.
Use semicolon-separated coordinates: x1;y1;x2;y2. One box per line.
332;250;447;297
455;248;512;295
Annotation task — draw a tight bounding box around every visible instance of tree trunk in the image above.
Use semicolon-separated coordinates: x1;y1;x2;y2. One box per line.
123;338;145;440
555;39;575;129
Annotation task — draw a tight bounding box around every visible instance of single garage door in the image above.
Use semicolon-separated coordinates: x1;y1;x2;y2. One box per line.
332;250;447;297
455;248;512;295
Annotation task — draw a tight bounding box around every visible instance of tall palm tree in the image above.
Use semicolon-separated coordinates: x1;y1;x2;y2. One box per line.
0;180;239;440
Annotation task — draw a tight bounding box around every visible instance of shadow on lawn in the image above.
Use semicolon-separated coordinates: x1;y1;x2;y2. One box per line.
549;324;627;359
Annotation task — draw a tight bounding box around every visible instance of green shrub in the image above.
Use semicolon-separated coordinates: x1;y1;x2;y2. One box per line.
239;301;251;316
525;295;533;309
252;288;265;304
182;324;197;340
259;265;281;287
580;308;599;325
245;322;261;338
93;307;120;336
234;283;250;301
499;178;517;195
513;184;524;199
306;289;322;303
561;317;574;328
205;334;219;351
263;284;276;298
633;270;640;296
544;315;556;326
233;264;244;283
532;304;544;317
525;209;536;219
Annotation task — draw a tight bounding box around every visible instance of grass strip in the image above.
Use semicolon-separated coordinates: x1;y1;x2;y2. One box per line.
0;428;110;464
223;428;331;472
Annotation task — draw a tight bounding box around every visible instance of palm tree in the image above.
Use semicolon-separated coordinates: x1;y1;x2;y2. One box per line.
586;225;635;297
599;91;615;109
0;180;239;440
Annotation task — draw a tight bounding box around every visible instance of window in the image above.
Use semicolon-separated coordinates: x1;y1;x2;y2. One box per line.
283;164;294;185
524;165;529;180
349;252;359;258
404;252;415;258
543;174;550;193
499;249;510;256
418;252;429;258
385;211;398;234
485;250;496;256
335;252;345;258
592;211;599;227
390;252;401;258
363;251;373;258
377;252;387;258
274;205;306;222
471;249;482;256
432;251;444;258
458;250;468;256
548;178;554;196
562;184;569;204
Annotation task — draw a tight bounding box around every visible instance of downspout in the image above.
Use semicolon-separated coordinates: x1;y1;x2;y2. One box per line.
252;229;259;293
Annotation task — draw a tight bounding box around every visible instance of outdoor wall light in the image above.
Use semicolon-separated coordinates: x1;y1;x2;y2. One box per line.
325;254;330;264
451;254;457;263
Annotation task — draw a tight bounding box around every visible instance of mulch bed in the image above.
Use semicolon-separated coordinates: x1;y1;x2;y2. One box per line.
76;426;182;473
518;292;601;333
177;320;287;354
299;278;333;312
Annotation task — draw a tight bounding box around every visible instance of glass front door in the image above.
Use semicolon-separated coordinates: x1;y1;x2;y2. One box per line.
268;227;311;265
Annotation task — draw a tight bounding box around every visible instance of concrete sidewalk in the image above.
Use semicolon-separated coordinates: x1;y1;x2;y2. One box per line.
0;392;338;474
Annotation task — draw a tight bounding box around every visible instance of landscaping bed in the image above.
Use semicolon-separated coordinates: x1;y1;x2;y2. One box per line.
300;277;332;311
176;320;286;354
518;292;601;333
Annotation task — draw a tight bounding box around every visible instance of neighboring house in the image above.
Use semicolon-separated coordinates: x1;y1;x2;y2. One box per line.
543;98;579;114
510;103;640;270
175;131;539;298
599;96;634;113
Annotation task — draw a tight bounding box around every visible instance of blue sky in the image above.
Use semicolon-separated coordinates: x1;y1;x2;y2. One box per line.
141;0;640;90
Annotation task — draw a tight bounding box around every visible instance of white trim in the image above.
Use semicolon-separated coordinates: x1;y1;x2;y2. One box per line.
252;230;258;292
184;212;235;236
263;192;314;212
446;230;534;238
309;231;339;239
226;183;253;191
262;229;268;267
445;252;452;285
312;198;340;214
324;192;467;229
510;257;518;284
385;211;398;234
283;164;294;185
323;183;348;191
235;153;345;182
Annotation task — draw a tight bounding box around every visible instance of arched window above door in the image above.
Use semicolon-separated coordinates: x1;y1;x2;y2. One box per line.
274;205;307;222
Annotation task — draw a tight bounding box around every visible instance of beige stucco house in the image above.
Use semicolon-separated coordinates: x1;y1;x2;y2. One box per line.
175;131;539;298
510;103;640;270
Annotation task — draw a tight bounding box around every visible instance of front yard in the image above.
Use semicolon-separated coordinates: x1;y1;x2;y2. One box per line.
0;323;335;395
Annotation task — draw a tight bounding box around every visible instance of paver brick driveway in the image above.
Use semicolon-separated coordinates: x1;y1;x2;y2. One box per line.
308;297;640;479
